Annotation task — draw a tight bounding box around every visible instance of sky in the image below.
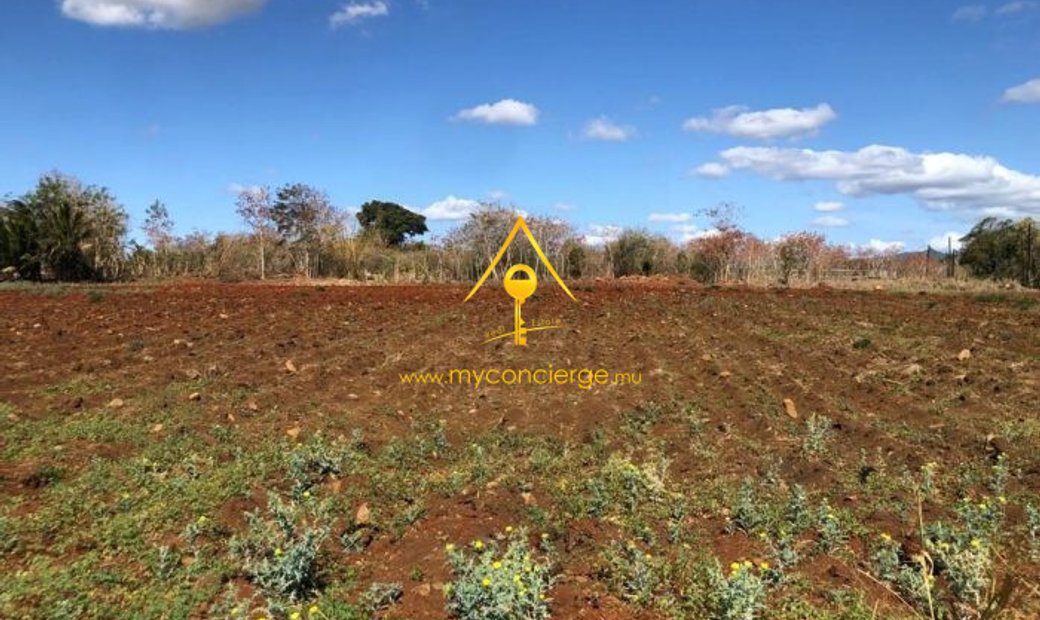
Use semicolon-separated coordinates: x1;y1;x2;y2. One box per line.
2;1;1039;252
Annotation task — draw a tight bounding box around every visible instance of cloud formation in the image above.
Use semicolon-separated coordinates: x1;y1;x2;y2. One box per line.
582;116;636;141
996;1;1038;15
1002;78;1040;103
952;5;987;21
583;224;623;246
453;99;539;126
693;162;730;178
648;212;692;223
682;103;836;140
810;215;849;227
814;201;844;212
928;232;965;251
859;239;905;254
329;1;389;28
60;0;265;29
698;144;1040;217
422;195;481;220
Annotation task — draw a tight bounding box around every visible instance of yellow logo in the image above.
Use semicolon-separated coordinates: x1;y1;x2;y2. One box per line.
463;216;576;346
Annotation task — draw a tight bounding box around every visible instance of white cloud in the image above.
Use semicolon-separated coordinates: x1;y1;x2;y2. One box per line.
860;239;906;254
583;224;623;246
582;116;636;142
699;144;1040;217
329;1;389;28
682;103;836;140
996;1;1038;15
1002;78;1040;103
810;215;849;227
227;182;263;196
672;223;720;242
648;212;692;223
814;201;844;212
453;99;539;126
693;162;730;178
928;232;965;251
952;5;988;21
487;189;508;201
60;0;265;29
421;195;481;221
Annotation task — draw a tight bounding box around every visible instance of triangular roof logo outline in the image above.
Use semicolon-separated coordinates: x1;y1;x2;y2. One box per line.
463;215;577;303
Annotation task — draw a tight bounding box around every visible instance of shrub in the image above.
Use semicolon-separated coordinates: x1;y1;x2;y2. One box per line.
229;493;329;601
444;527;554;620
705;560;770;620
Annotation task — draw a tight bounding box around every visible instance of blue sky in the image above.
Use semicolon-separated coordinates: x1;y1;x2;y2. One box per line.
2;1;1039;251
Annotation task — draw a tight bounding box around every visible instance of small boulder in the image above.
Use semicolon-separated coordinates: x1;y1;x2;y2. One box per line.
782;398;798;419
957;349;972;361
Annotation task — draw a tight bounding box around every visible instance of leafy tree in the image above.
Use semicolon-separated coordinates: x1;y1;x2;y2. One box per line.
142;200;174;251
0;199;42;280
0;174;128;282
356;200;428;246
270;183;338;277
235;186;274;279
960;217;1038;288
608;230;656;277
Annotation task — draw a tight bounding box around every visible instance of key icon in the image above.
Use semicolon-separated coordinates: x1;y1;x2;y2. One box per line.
503;264;537;345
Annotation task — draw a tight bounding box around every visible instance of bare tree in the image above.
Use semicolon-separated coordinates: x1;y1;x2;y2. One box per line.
235;186;273;280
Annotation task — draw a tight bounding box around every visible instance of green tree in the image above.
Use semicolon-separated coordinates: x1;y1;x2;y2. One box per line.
356;200;428;246
959;216;1038;288
0;199;42;280
608;230;656;277
271;183;338;277
1;174;128;282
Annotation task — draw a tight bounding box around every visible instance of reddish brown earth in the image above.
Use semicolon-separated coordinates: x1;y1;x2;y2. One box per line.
1;280;1039;618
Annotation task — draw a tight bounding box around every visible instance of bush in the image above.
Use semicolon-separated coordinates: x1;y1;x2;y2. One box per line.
444;527;554;620
229;493;329;601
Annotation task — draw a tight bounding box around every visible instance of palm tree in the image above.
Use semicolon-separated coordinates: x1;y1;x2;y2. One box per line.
0;199;42;280
39;196;91;281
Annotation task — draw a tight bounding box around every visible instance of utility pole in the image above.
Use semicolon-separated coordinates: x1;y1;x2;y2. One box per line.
947;237;954;278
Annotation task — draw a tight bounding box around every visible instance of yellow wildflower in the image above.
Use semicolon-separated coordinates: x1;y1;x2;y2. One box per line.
505;526;514;533
274;547;283;557
759;561;770;571
290;613;301;620
445;543;455;552
308;605;319;616
481;577;491;587
493;561;502;570
473;540;484;550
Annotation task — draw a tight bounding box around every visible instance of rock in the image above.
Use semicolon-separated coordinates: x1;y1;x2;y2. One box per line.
355;502;371;526
782;398;798;419
957;349;972;361
285;359;297;374
413;583;431;597
245;400;259;412
107;398;125;409
718;371;732;378
346;393;359;400
150;423;163;433
903;363;923;376
184;369;201;380
521;492;537;506
6;413;19;422
286;426;302;440
188;392;202;402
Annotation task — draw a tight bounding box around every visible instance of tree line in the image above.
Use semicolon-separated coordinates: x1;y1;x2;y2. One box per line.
2;172;1038;288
